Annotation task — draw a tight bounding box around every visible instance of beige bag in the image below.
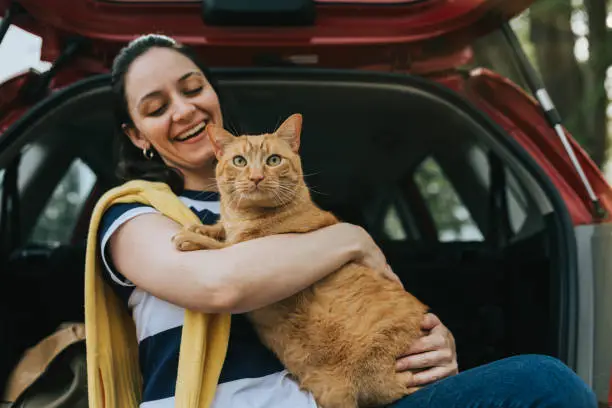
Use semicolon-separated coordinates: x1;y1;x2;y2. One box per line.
1;323;88;408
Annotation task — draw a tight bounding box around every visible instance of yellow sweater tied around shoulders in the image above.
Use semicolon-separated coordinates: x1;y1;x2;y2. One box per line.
84;180;231;408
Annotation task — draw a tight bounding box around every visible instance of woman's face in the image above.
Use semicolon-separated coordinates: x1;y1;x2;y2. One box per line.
123;47;223;178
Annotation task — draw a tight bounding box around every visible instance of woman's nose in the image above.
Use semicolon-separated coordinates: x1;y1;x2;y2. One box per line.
172;98;196;122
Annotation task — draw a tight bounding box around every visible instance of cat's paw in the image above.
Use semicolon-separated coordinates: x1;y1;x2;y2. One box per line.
172;230;205;251
186;224;225;239
186;224;214;236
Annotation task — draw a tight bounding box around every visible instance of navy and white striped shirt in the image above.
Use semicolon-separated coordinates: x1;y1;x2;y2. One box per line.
99;190;317;408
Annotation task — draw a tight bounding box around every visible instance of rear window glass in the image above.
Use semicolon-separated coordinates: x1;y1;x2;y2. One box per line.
29;159;96;245
383;204;408;241
414;157;484;242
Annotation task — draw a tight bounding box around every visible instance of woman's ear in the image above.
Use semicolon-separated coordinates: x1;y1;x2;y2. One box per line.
123;124;149;150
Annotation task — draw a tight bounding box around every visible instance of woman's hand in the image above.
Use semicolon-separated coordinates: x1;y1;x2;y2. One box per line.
348;224;403;286
395;313;459;386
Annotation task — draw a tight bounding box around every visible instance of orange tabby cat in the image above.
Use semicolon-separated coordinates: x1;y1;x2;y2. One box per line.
172;114;428;408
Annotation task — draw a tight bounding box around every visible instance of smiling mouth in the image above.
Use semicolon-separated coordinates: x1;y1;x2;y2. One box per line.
175;121;207;142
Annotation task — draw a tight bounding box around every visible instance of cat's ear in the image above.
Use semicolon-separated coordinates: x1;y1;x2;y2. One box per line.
206;125;235;157
275;114;302;152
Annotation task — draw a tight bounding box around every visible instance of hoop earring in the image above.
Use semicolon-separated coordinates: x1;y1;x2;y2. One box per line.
143;148;155;160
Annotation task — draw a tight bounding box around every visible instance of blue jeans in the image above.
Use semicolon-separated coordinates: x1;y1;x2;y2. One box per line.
389;355;597;408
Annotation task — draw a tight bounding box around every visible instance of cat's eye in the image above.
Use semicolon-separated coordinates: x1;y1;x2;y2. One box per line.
233;155;247;167
266;154;282;166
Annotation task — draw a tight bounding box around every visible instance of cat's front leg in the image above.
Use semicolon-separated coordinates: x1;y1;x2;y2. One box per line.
172;224;227;251
186;222;226;241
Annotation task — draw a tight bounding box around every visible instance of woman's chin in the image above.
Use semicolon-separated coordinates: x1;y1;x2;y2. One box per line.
181;148;217;170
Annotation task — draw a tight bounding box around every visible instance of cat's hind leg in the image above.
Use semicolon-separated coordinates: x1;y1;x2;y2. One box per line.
354;352;420;407
357;376;417;408
298;370;358;408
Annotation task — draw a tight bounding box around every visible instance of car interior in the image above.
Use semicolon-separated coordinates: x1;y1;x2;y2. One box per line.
0;69;572;395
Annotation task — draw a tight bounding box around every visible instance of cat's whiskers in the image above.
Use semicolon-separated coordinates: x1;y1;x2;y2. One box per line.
277;182;298;199
215;179;235;187
188;185;221;200
185;177;221;196
236;191;246;210
226;192;242;211
277;191;295;207
306;185;329;196
272;116;283;134
297;172;321;178
224;121;241;137
277;184;305;206
271;190;287;207
278;186;299;206
278;183;296;194
276;184;296;199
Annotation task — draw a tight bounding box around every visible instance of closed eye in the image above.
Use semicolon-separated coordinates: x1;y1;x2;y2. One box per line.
184;86;203;96
148;104;167;117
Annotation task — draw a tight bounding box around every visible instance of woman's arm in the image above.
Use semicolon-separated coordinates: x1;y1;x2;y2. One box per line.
109;213;390;313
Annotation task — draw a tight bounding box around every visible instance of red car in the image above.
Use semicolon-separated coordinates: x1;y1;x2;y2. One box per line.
0;1;610;406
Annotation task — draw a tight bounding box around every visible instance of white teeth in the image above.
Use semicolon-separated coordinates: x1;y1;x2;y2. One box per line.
176;121;206;141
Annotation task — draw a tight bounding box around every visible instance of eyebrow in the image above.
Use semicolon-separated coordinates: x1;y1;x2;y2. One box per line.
137;71;204;107
179;71;202;82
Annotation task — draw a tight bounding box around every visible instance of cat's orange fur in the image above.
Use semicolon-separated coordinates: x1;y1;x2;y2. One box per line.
172;114;428;408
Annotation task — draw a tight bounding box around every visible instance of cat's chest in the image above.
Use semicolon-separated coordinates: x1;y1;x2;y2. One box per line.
221;210;291;243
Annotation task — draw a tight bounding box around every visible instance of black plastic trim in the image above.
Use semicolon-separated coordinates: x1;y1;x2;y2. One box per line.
0;74;110;154
201;0;315;26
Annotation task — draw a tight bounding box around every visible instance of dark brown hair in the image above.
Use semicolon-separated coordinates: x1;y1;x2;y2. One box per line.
111;34;232;193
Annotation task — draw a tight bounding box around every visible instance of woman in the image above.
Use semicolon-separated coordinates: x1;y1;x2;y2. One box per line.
98;34;596;408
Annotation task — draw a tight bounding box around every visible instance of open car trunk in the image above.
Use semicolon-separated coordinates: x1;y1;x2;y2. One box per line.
0;69;576;389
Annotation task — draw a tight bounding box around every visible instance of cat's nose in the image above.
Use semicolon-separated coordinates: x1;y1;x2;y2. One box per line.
250;174;264;185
